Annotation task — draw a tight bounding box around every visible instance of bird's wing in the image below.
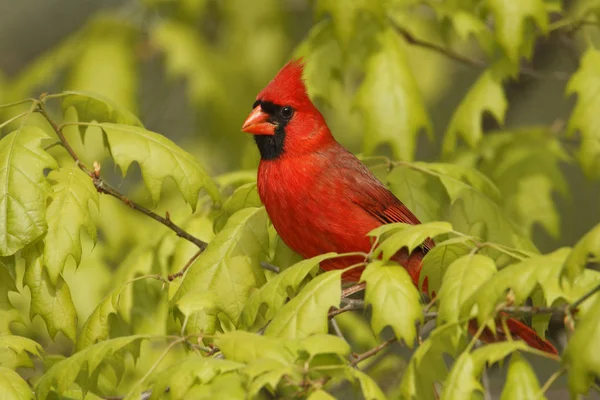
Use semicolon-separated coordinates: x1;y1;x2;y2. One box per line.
331;147;435;251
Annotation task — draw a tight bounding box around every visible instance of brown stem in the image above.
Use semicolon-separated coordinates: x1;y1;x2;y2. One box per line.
569;283;600;312
168;249;203;281
351;337;396;366
388;18;570;81
342;282;366;298
37;103;209;252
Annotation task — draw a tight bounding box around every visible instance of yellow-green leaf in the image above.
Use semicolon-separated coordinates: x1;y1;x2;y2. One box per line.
23;243;77;342
97;122;220;209
265;269;343;339
43;164;98;283
356;28;431;161
443;69;507;155
487;0;548;63
500;353;545;400
369;221;453;260
35;335;148;399
437;254;496;323
361;261;422;346
174;207;269;330
566;47;600;179
239;253;338;331
564;294;600;395
0;126;57;256
0;367;33;399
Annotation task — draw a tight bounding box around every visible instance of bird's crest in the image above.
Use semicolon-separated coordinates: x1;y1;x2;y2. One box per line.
257;58;312;108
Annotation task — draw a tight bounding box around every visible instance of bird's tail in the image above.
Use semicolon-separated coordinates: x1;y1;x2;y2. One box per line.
401;252;558;355
468;314;558;354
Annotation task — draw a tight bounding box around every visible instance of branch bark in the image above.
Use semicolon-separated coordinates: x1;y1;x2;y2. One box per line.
37;100;209;252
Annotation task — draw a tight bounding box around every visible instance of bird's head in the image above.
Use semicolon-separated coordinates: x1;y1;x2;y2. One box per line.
241;59;332;160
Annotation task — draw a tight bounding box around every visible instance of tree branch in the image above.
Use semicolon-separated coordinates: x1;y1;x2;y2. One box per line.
37;101;209;252
388;18;571;81
168;249;203;281
569;283;600;312
351;337;396;366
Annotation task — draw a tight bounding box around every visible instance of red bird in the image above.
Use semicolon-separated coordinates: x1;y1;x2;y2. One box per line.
241;59;557;355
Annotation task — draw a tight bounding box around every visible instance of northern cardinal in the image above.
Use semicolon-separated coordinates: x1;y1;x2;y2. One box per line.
241;59;557;355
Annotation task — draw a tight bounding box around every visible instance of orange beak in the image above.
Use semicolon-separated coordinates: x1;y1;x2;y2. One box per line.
241;106;276;135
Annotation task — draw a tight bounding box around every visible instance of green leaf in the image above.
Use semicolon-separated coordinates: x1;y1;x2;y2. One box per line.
465;248;570;327
440;353;481;400
35;335;147;399
351;369;386;400
43;164;98;283
565;223;600;281
361;261;422;346
0;259;16;311
0;259;19;335
447;185;536;253
420;236;473;296
315;0;380;48
149;356;244;400
150;21;223;106
265;269;343;339
566;47;600;179
23;243;77;342
65;18;139;119
386;164;450;222
95;123;220;209
400;324;464;400
333;312;378;352
180;371;247;399
213;182;261;233
414;162;502;203
299;333;351;358
500;353;545;400
308;390;336;400
487;0;548;63
443;69;507;155
59;91;142;128
475;128;569;238
0;126;58;256
239;253;338;331
174;207;269;331
437;254;497;323
369;221;453;260
0;367;33;399
564;294;600;395
442;341;530;400
0;335;43;367
216;330;296;364
77;272;155;351
355;28;431;161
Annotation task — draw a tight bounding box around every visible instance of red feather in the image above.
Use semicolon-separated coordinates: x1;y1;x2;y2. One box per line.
246;59;557;355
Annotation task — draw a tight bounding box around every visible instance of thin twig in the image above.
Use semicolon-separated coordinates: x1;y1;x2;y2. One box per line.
328;303;356;318
0;98;37;110
94;180;208;250
36;105;209;252
537;366;567;399
569;283;600;311
330;318;347;342
0;111;32;130
351;337;396;367
168;249;203;281
388;18;570;81
261;261;280;273
341;282;366;298
37;102;91;175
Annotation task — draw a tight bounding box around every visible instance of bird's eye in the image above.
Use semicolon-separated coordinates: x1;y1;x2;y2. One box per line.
279;106;294;120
